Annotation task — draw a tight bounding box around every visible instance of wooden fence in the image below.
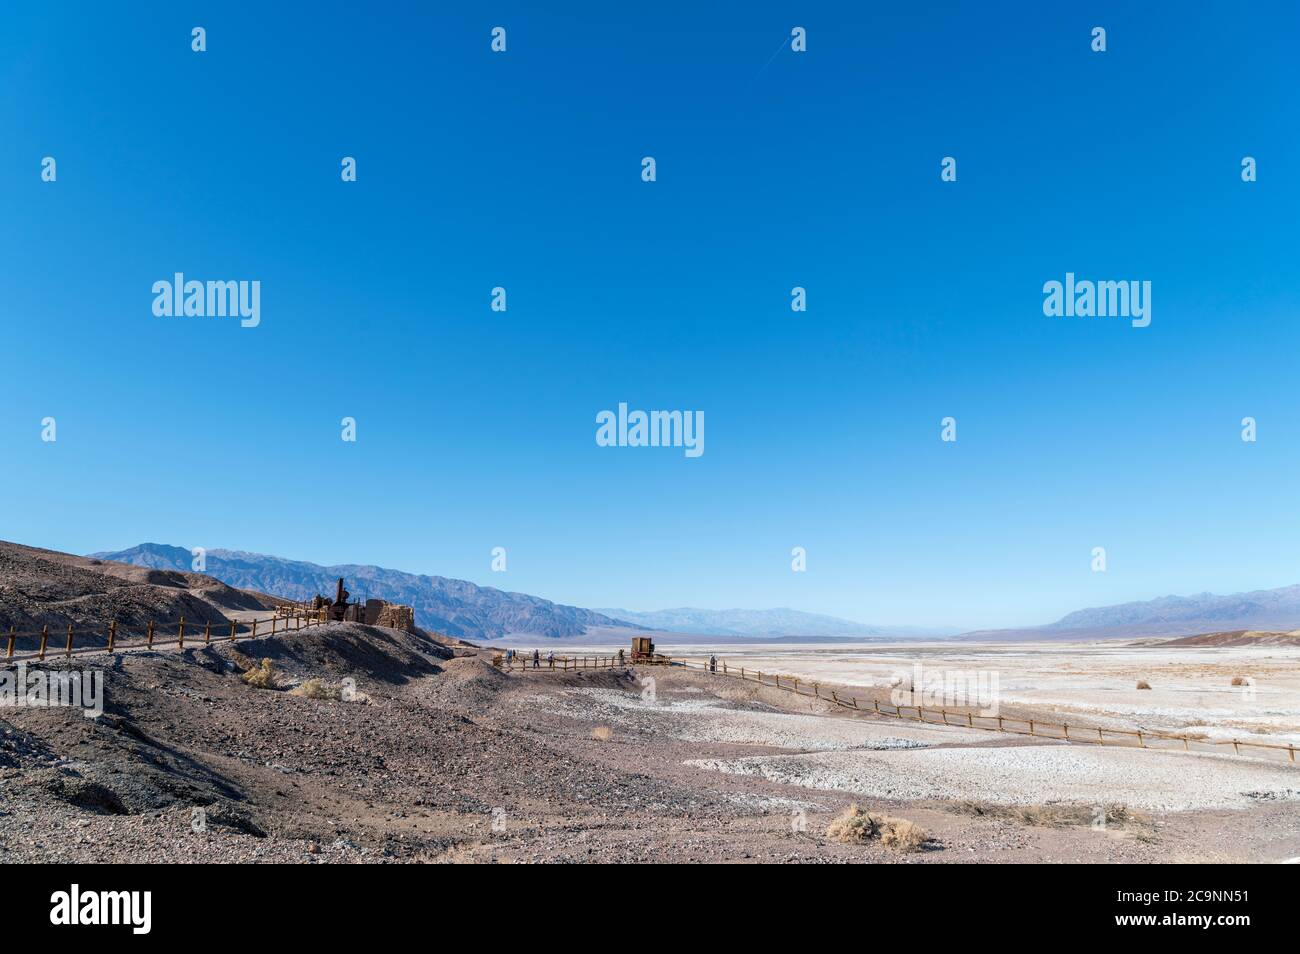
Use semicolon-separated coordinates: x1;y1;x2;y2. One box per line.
494;650;1299;766
495;652;643;671
3;603;327;663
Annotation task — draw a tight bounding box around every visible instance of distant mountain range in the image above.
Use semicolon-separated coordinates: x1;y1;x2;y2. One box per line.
91;544;630;641
87;543;1300;643
596;606;955;639
960;585;1300;641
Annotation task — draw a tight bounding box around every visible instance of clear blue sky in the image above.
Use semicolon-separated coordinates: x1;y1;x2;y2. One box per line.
3;2;1299;629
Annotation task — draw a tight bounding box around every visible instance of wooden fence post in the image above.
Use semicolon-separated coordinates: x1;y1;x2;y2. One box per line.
204;622;211;646
108;621;116;653
5;627;14;659
178;617;185;649
147;620;154;649
1136;731;1144;748
251;619;257;640
39;625;48;660
230;621;236;642
65;623;74;658
1028;720;1035;736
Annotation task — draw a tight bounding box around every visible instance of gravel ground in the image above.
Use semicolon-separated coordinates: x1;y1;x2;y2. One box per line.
540;687;988;750
4;625;1300;863
687;744;1300;812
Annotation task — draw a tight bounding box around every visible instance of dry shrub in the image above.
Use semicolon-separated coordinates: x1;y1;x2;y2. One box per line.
590;726;613;742
241;658;278;689
825;804;928;851
880;818;928;851
825;804;877;842
950;800;1148;830
290;678;342;701
1230;676;1250;687
1136;679;1152;690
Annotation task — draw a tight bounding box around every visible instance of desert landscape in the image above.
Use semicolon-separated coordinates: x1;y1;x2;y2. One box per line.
571;639;1300;750
2;542;1297;864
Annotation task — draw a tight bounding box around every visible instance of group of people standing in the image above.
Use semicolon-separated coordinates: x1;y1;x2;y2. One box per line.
503;648;555;669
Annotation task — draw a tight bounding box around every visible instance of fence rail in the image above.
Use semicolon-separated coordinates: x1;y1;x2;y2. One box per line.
494;651;1298;766
3;602;327;663
494;652;646;671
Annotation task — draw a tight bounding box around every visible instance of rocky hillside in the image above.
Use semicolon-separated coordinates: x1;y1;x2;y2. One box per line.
0;540;267;634
1155;629;1300;648
93;543;631;641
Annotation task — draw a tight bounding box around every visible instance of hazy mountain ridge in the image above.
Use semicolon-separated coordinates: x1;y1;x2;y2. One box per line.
91;544;630;641
595;606;955;639
962;584;1300;641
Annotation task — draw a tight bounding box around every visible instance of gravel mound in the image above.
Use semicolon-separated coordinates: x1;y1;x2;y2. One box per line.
420;656;509;711
227;622;452;685
0;539;243;636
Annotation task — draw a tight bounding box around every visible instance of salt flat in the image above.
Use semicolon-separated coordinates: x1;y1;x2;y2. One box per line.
688;744;1300;812
559;639;1300;747
535;678;1300;812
